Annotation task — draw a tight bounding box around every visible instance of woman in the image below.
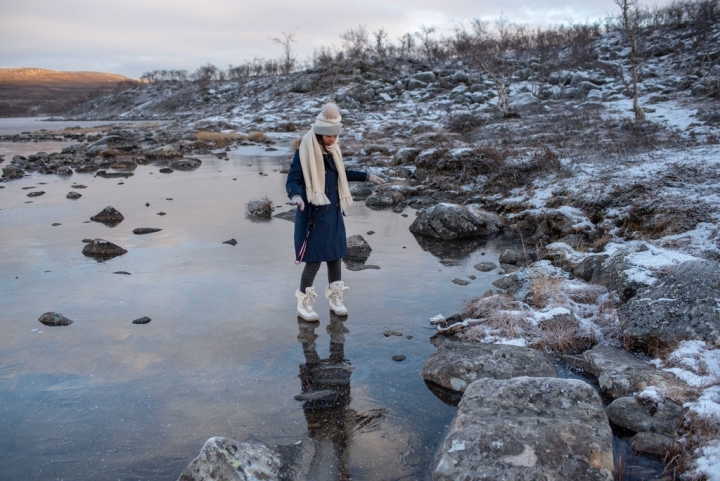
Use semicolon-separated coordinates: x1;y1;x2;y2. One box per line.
286;103;385;320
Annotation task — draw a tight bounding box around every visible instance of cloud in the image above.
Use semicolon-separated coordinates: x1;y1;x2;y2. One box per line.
0;0;674;78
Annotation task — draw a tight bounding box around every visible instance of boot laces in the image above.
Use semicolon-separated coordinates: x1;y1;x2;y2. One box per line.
303;288;317;310
328;285;346;306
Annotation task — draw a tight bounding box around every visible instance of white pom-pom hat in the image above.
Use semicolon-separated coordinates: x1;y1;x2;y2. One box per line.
313;102;342;136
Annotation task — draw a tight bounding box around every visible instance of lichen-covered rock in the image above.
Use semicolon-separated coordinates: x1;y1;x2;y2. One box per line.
82;238;128;260
619;260;720;346
563;344;682;400
179;436;315;481
629;432;674;456
409;203;501;240
606;396;682;437
421;342;556;393
38;312;73;326
434;377;614;481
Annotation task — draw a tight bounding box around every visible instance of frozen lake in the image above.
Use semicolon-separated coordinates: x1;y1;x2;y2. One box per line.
0;130;511;480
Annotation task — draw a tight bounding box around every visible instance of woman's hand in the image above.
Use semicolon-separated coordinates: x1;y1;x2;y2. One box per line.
290;195;305;211
367;173;387;185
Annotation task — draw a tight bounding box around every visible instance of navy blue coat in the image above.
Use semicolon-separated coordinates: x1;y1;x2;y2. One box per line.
286;150;368;263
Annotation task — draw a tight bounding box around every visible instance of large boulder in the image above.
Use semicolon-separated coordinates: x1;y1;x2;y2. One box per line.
433;377;614;481
619;260;720;346
421;342;556;393
2;165;25;179
179;436;315;481
562;344;682;399
409;204;501;240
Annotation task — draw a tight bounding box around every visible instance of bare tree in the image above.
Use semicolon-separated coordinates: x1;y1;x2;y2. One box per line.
373;28;389;58
340;25;370;61
615;0;646;120
398;32;415;58
271;30;298;75
415;25;437;63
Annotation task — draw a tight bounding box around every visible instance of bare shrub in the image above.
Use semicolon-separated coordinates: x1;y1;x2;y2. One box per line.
246;196;273;218
445;113;485;134
486;146;562;192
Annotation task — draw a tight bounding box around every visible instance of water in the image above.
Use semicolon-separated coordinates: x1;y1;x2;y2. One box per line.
0;117;141;136
0;134;507;480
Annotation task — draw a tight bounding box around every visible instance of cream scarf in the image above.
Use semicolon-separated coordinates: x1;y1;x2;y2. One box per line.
298;128;353;212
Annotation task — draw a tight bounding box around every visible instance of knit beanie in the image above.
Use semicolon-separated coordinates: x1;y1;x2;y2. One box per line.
313;103;342;136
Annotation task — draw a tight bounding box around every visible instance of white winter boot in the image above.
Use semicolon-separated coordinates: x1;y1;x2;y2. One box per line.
325;281;349;315
296;287;320;321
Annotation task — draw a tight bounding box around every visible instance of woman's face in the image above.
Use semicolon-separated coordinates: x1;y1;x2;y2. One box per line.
321;135;338;146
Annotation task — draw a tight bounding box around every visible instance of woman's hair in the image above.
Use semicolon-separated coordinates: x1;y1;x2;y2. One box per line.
315;134;330;154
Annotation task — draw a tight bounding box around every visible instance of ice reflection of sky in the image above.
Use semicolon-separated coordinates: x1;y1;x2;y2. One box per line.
0;143;505;480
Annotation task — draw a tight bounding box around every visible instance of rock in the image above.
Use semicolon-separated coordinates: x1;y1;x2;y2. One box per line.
71;185;87;189
157;212;166;216
143;144;182;159
407;78;428;90
629;432;674;456
52;223;61;226
606;396;682;436
619;260;720;346
344;235;372;262
56;166;73;176
110;160;137;170
589;243;658;302
294;390;336;402
38;312;73;326
132;317;151;324
574;255;608;281
384;330;403;337
66;191;82;199
178;436;314;481
133;228;162;235
96;170;133;179
246;198;273;218
434;377;613;481
159;168;174;174
90;206;124;226
223;239;237;246
2;165;26;179
392;355;406;362
273;210;296;222
492;272;524;293
170;158;202;171
409;204;501;240
113;271;131;275
349;183;374;200
412;71;436;83
81;238;128;260
421;342;556;393
26;191;45;197
499;248;525;265
88;135;136;152
563;344;682;399
473;262;497;272
452;278;470;285
365;192;396;208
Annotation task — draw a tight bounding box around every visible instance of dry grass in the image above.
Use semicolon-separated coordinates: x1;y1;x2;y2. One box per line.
462;293;518;319
100;148;120;158
530;319;594;354
194;131;246;147
564;283;608;304
248;131;268;141
524;274;565;308
666;415;720;479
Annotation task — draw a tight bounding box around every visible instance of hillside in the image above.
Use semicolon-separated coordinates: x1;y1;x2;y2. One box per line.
0;68;135;117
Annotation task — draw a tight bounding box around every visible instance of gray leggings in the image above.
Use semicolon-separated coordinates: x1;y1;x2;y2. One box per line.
300;259;342;293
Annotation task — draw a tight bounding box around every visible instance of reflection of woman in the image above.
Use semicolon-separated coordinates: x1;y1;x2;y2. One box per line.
296;313;353;479
286;103;385;320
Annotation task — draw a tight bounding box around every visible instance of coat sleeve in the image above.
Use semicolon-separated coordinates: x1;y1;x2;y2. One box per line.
345;169;369;182
286;150;305;200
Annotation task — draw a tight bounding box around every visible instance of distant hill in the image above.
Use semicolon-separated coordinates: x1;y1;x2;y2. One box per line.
0;68;136;117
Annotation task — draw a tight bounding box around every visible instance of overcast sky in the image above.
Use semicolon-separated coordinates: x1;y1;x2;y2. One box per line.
1;0;672;79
